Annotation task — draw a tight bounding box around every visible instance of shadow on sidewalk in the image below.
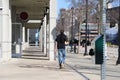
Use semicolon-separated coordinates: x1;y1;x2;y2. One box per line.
65;63;90;80
21;46;49;60
21;56;49;60
21;52;48;60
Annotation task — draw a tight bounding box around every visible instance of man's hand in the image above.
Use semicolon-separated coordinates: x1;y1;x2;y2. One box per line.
65;41;69;45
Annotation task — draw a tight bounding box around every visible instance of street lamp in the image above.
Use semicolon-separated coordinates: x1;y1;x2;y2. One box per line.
71;7;74;39
84;0;88;56
70;7;74;52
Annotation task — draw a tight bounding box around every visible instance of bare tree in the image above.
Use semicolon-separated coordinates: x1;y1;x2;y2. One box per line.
117;8;120;65
65;0;99;54
57;0;119;56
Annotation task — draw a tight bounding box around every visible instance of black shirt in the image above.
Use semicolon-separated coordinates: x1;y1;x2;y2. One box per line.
55;33;68;49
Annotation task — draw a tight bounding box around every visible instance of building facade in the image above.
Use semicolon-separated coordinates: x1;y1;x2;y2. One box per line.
0;0;57;62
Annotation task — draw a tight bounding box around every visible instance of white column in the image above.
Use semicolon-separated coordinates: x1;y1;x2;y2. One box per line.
27;28;29;46
39;28;42;50
1;0;12;61
22;26;25;43
49;0;57;61
46;24;49;57
42;25;44;52
43;15;47;55
40;25;44;51
22;24;26;50
0;1;2;58
46;10;49;57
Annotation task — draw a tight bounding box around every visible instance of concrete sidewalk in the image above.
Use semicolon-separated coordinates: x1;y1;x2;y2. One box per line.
0;46;120;80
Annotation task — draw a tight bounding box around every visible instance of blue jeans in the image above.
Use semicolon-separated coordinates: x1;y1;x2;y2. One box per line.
58;49;66;64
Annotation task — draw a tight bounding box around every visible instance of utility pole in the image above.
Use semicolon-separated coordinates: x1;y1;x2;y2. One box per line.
84;0;88;56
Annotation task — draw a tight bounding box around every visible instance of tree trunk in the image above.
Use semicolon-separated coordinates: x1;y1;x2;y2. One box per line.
78;22;81;54
116;7;120;65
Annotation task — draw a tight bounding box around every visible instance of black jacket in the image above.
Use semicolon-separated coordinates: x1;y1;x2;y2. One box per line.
55;33;68;49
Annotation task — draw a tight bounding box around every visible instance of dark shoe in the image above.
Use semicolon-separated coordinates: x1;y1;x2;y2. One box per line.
59;63;64;69
116;63;118;65
116;62;119;65
116;58;120;65
84;53;88;56
61;63;64;68
59;63;62;69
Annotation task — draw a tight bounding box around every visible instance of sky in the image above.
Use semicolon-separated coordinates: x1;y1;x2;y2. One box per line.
108;0;120;8
112;0;120;7
57;0;120;17
57;0;69;16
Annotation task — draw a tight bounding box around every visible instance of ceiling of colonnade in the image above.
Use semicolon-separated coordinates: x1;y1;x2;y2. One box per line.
11;0;49;28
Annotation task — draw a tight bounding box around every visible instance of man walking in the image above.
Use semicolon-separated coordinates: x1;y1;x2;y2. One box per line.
55;29;68;69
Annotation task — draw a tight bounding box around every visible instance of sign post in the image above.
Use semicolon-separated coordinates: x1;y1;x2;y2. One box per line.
100;0;106;80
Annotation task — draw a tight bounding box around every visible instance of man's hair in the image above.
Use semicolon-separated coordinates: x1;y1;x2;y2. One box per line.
60;29;64;34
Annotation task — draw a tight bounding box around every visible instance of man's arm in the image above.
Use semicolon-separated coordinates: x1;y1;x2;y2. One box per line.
54;41;58;54
65;35;69;45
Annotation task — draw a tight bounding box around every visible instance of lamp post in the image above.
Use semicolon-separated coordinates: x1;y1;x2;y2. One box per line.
71;7;74;39
84;0;88;56
88;24;89;43
97;17;100;35
70;7;74;52
61;17;64;29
